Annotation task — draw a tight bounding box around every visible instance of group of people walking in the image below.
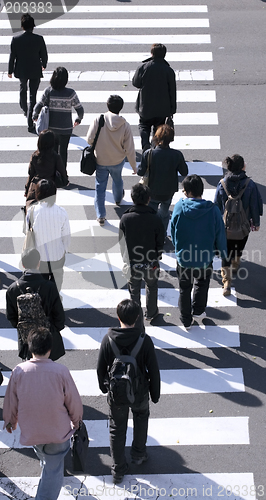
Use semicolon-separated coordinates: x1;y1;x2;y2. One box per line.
3;12;263;499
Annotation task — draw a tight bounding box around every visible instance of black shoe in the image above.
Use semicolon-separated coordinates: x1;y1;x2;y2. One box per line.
112;463;129;484
28;126;36;134
144;309;159;322
131;453;148;465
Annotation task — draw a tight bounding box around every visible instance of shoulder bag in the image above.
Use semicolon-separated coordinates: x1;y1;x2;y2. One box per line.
80;114;104;175
36;88;50;135
22;206;35;252
139;148;153;187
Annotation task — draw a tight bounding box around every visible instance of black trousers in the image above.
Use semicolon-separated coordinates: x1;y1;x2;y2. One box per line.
222;235;249;267
109;393;149;477
138;116;166;150
176;263;212;327
19;78;40;128
53;133;71;170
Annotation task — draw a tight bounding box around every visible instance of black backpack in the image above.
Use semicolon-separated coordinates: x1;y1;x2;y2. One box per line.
108;334;145;406
221;179;250;240
16;284;50;344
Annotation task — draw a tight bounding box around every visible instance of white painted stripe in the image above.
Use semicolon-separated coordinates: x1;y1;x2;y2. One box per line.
0;90;216;104
0;188;217;207
0;161;223;177
0;417;249;448
0;19;210;29
0;473;256;500
0;473;257;500
2;5;209;13
0;368;245;397
0;135;220;151
0;112;218;127
0;288;237;311
0;69;214;82
0;52;213;64
0;325;240;351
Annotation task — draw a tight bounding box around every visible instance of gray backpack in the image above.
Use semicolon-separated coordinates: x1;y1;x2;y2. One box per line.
16;284;50;343
221;179;250;240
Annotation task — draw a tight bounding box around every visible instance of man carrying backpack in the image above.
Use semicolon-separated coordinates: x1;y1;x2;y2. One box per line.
97;299;160;485
6;248;65;360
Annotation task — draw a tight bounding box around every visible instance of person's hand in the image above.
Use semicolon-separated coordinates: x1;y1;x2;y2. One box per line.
6;422;16;433
8;74;12;78
132;168;137;175
255;226;260;231
73;120;79;128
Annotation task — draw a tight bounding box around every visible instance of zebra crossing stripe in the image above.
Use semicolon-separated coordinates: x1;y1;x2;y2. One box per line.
0;368;245;397
0;19;210;29
0;325;240;351
0;473;257;500
0;416;249;448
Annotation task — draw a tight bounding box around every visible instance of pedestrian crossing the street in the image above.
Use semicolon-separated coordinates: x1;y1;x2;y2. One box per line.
0;3;257;498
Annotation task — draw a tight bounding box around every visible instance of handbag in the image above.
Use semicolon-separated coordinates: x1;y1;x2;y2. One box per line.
22;206;35;252
139;148;153;187
71;420;89;471
80;114;104;175
36;89;50;135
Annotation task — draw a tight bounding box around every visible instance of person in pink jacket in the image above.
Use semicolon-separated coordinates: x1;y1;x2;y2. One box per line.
3;327;83;500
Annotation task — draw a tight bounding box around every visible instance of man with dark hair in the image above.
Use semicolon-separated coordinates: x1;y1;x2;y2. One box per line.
171;174;227;330
132;43;176;152
119;184;165;326
3;327;83;500
8;14;48;133
6;248;65;360
97;299;160;484
86;94;137;226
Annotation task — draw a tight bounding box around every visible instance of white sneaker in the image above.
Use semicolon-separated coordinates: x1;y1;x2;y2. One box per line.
193;311;207;319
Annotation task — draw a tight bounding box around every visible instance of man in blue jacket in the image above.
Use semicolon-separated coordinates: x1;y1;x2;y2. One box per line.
171;174;227;330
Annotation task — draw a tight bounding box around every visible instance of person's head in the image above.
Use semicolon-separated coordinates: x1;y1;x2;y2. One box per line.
37;129;55;152
21;13;35;31
223;154;245;174
28;328;52;357
36;179;57;206
117;299;140;327
182;174;204;198
131;183;150;205
151;43;167;59
21;248;40;270
50;67;68;91
153;124;174;147
107;95;124;114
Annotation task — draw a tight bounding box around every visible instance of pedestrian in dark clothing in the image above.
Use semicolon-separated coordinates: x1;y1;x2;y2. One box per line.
97;299;160;484
25;129;69;209
171;175;227;330
119;184;165;327
138;124;188;234
8;14;48;133
132;43;176;151
33;66;84;169
6;248;65;361
214;154;263;296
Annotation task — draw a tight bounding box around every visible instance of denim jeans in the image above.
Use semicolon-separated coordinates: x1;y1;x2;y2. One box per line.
19;77;40;128
176;263;212;327
109;393;149;477
33;439;70;500
94;160;124;219
149;198;172;235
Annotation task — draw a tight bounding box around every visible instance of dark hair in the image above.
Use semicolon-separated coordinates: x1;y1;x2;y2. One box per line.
37;129;55;152
131;183;150;205
153;124;174;147
182;174;204;198
21;248;40;269
107;95;124;114
21;14;35;31
28;328;52;356
151;43;167;59
117;299;140;326
50;67;68;91
36;179;56;206
223;154;245;174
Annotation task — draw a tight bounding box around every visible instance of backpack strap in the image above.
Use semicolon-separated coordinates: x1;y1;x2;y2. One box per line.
221;178;250;200
109;333;145;359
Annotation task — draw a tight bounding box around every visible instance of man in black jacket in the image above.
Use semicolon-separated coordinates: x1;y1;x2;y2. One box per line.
8;14;48;133
97;299;160;484
132;43;176;152
6;248;65;361
119;184;165;326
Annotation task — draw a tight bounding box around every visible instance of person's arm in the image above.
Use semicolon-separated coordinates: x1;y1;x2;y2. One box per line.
123;123;137;173
214;182;224;214
3;370;19;433
249;183;263;227
97;337;109;394
71;92;84;126
63;370;83;429
40;36;48;69
168;68;177;116
177;152;188;177
132;65;143;89
61;212;71;253
137;151;148;177
8;38;16;76
144;337;160;403
86;118;98;145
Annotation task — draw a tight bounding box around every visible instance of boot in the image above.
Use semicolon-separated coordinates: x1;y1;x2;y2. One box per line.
221;267;232;296
231;256;241;273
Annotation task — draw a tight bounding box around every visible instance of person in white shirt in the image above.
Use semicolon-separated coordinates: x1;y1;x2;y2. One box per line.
27;178;70;291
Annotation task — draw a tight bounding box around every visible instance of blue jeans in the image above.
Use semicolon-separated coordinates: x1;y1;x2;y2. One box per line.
33;440;70;500
149;198;172;235
94;160;125;219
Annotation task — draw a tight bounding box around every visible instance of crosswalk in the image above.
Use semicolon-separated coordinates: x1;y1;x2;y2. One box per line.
0;3;257;499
